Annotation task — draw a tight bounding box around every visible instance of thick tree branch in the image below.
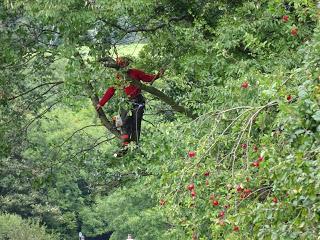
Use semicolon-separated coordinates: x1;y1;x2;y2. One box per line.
86;82;121;138
130;80;197;119
75;52;121;139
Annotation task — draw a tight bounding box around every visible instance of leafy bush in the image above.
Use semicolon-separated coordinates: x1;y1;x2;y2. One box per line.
0;212;59;240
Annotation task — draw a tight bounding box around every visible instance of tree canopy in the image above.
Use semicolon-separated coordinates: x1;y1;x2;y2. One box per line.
1;0;320;239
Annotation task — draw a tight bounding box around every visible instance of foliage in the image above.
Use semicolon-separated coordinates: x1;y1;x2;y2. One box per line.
0;0;320;239
0;212;59;240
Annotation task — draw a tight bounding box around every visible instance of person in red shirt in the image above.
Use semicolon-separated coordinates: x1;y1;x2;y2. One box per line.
96;57;164;147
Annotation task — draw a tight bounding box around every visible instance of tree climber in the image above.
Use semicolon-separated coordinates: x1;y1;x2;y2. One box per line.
96;57;164;154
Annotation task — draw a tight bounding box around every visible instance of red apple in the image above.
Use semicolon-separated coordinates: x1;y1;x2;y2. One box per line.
241;81;249;89
237;185;244;192
258;156;264;162
252;161;260;167
287;95;292;102
244;189;251;194
187;183;195;191
188;151;196;158
191;190;196;198
273;197;278;203
282;15;289;22
204;171;210;176
291;27;298;36
241;143;247;149
218;211;225;218
233;226;240;232
212;200;219;206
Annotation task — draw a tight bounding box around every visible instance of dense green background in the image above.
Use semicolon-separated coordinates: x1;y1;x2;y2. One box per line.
1;0;319;239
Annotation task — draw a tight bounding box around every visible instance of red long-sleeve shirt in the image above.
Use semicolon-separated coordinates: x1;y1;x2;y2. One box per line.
98;68;160;106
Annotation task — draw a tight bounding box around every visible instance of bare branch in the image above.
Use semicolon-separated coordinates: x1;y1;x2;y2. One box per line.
8;81;64;101
57;124;104;148
74;137;115;156
24;101;60;133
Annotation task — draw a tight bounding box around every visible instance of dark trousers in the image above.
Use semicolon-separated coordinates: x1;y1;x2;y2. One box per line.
121;94;145;143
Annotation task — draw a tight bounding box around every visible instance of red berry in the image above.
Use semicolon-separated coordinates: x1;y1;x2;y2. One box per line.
123;141;129;146
287;95;292;101
241;143;247;149
273;197;278;203
252;161;260;167
241;81;249;89
218;211;225;218
233;226;240;232
282;15;289;22
187;183;195;191
258;156;264;162
253;145;258;152
236;185;244;192
210;194;215;200
204;171;210;176
291;27;298;36
212;200;219;206
188;151;196;158
159;199;166;206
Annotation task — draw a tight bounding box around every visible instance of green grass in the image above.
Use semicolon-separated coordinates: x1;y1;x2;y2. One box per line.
113;43;146;58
